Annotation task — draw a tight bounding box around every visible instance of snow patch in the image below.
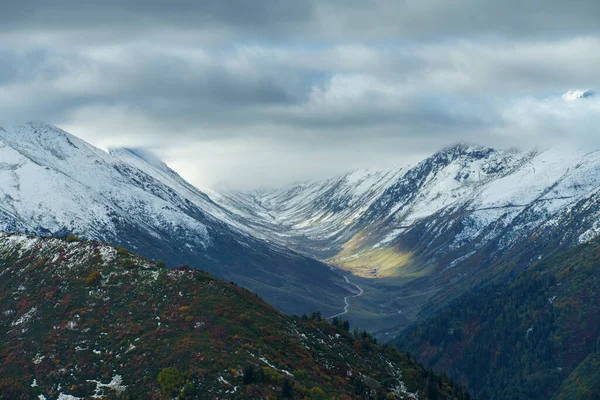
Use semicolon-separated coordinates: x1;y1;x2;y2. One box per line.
87;374;127;397
563;89;594;101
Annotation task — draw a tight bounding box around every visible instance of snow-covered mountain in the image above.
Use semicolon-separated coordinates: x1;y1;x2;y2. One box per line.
5;122;600;330
212;168;407;257
217;144;600;319
562;89;594;101
0;122;350;316
351;145;600;272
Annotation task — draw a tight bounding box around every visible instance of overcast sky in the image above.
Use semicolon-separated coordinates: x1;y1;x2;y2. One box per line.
1;1;600;189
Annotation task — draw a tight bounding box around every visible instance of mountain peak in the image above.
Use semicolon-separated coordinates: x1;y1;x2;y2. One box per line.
440;142;492;152
432;143;497;163
0;122;87;163
562;89;594;101
109;147;170;172
0;122;81;146
0;121;60;136
17;121;73;138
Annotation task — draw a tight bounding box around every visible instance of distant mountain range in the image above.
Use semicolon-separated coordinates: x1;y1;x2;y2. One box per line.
0;122;351;317
210;167;408;257
216;144;600;333
3;123;600;330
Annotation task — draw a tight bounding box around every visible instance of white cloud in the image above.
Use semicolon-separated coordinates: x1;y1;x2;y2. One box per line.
496;91;600;148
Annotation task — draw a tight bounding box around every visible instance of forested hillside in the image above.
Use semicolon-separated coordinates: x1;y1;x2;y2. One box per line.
396;236;600;400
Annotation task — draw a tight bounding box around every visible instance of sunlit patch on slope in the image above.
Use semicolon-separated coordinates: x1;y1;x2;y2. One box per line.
329;230;418;278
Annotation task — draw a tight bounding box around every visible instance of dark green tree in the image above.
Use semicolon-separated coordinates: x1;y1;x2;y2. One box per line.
281;378;293;397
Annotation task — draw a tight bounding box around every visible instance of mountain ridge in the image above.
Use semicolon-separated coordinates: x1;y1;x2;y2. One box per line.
0;122;351;317
215;142;600;334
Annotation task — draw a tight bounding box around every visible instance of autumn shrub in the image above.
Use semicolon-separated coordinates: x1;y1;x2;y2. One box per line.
195;272;212;282
119;258;135;269
86;271;102;286
402;368;419;393
157;367;185;398
262;366;282;384
293;369;308;380
309;386;326;399
116;245;129;256
66;234;80;243
240;313;252;323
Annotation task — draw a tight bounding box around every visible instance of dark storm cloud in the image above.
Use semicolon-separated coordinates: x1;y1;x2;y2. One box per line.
0;1;313;36
2;0;599;40
0;0;598;187
315;0;600;40
98;55;297;108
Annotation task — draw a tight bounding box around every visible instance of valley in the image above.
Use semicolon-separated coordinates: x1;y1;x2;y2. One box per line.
215;144;600;340
326;275;364;320
212;143;600;399
5;123;599;342
1;123;599;399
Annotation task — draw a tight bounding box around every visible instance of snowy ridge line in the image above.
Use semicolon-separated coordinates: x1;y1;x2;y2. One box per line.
215;144;600;278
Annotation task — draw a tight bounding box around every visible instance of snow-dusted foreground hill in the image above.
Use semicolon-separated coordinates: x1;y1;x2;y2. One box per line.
0;123;350;316
1;233;449;399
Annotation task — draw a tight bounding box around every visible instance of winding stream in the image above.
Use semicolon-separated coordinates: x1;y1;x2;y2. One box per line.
327;275;364;319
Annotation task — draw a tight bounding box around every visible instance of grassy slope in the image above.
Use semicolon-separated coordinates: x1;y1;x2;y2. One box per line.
553;349;600;400
325;227;439;339
395;236;600;400
0;234;465;400
328;229;422;280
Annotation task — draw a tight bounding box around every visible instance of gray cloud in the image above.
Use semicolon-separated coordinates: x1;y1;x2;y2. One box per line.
313;0;600;40
0;1;599;188
0;1;313;37
2;0;599;41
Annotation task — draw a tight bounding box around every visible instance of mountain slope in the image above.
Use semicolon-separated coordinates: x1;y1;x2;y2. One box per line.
0;123;350;316
212;168;407;258
352;145;600;270
220;144;600;275
553;350;600;400
395;235;600;400
0;233;467;399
